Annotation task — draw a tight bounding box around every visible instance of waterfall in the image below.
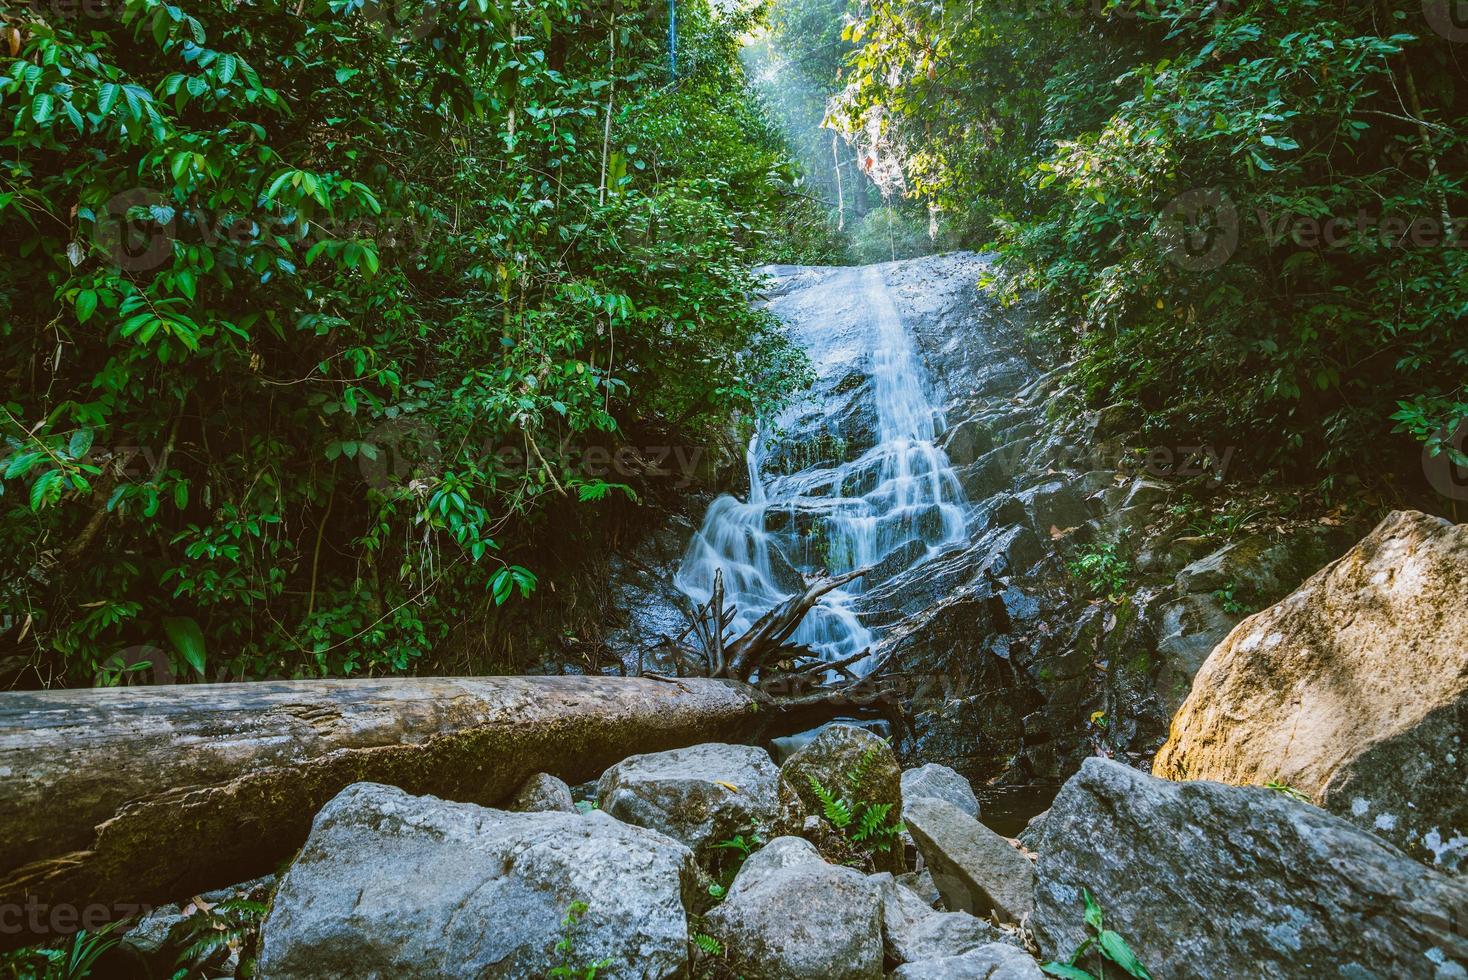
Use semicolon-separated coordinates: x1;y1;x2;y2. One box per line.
674;266;967;673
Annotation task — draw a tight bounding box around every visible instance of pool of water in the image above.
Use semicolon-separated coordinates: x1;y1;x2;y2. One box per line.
975;783;1062;838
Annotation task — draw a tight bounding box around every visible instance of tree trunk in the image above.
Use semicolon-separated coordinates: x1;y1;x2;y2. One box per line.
0;675;817;947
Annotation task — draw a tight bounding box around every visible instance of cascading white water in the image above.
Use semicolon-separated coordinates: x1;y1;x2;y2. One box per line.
674;266;967;673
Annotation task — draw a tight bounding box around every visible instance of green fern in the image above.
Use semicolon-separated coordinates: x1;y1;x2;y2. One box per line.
807;774;853;829
844;746;878;797
850;802;904;853
692;932;724;956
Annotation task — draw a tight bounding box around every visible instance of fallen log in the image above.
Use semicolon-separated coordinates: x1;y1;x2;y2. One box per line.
0;675;821;948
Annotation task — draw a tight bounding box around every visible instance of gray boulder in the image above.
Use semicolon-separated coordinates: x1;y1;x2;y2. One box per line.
777;724;904;872
902;763;980;817
259;782;694;979
703;836;884;979
904;797;1035;925
505;772;576;813
597;742;780;860
874;872;1003;965
890;945;1045;980
1032;758;1468;979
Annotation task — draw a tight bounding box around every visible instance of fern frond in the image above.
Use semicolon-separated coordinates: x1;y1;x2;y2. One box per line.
693;932;724;956
807;774;852;828
844;746;878;797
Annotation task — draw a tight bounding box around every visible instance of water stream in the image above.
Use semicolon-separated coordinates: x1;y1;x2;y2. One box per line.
674;266;968;672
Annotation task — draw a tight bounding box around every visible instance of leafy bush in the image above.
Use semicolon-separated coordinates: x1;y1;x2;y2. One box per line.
0;0;832;685
1068;543;1131;601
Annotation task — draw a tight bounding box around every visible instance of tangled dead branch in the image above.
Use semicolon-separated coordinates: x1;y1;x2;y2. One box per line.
646;566;904;721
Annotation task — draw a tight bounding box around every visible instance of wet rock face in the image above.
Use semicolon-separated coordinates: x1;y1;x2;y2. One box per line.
1156;510;1468;870
258;782;695;980
1032;759;1468;979
596;742;781;861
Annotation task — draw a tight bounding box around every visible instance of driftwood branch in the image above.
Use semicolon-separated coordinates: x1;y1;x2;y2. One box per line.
651;565;906;721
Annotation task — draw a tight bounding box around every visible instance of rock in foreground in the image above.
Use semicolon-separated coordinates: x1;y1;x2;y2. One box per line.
597;742;780;859
259;783;694;979
903;796;1034;924
890;945;1044;980
703;836;884;979
1032;758;1468;978
1155;510;1468;869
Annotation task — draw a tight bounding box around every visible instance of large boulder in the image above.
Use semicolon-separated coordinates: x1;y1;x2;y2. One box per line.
258;783;694;979
903;797;1035;925
702;836;884;979
597;742;780;860
901;763;980;818
777;724;904;872
504;772;576;813
1155;510;1468;869
1032;758;1468;978
890;945;1045;980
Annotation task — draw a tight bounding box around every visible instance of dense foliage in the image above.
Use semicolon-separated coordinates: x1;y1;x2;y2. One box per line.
829;0;1468;496
0;0;837;686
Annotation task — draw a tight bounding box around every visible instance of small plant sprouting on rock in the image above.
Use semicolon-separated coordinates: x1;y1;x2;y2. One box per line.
1041;889;1153;980
1264;780;1312;804
705;832;763;903
1213;579;1252;616
548;901;612;979
1068;543;1131;601
806;747;905;863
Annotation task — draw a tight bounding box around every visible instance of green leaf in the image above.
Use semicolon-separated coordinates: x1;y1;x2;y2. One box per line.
1082;890;1103;931
1097;931;1152;979
68;428;94;457
97;82;121;115
31;93;54;125
75;289;98;324
1041;965;1097;980
162;615;207;675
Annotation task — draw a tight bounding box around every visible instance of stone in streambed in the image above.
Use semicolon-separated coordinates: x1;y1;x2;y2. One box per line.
504;771;576;813
901;762;980;817
702;836;884;979
258;782;694;979
596;742;780;861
